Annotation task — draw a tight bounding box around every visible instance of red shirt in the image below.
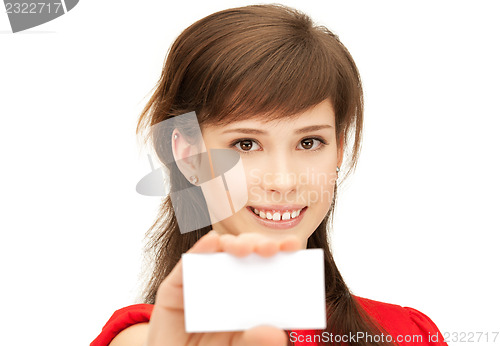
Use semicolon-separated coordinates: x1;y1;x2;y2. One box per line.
91;295;447;345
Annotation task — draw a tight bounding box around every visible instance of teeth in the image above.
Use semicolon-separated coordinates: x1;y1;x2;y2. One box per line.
252;207;304;221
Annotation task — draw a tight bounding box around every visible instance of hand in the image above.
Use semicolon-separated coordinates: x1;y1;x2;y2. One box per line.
146;231;301;346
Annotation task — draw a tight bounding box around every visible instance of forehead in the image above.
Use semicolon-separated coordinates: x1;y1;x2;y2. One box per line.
205;99;335;132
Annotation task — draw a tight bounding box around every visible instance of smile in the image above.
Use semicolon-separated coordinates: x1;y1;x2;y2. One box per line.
246;206;307;229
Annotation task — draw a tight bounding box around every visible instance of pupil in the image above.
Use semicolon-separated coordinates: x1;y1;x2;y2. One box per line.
302;139;312;149
241;140;252;150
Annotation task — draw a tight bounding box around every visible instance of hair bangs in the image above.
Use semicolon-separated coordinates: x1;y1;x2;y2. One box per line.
197;27;339;128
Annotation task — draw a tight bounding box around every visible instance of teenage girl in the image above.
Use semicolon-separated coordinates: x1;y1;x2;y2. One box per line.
92;4;448;346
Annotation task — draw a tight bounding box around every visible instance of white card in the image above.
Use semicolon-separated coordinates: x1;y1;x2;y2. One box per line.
182;248;326;333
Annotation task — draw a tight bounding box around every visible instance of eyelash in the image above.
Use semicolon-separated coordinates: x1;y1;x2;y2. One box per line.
230;136;328;155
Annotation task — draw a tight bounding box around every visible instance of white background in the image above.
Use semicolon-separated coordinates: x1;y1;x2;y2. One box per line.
1;1;499;345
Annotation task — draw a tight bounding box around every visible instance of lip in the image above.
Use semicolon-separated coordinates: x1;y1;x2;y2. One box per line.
246;206;307;230
249;204;306;213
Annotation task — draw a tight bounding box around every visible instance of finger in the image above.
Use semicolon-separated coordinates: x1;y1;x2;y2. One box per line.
187;230;223;254
221;233;302;257
156;230;221;309
255;239;279;257
148;231;223;346
255;234;301;257
220;233;259;257
279;236;302;252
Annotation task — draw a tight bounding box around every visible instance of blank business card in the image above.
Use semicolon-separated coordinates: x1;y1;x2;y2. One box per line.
182;248;326;333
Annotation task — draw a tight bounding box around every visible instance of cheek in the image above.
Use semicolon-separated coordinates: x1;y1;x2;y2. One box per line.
201;153;249;223
301;163;337;206
224;158;249;210
246;165;264;202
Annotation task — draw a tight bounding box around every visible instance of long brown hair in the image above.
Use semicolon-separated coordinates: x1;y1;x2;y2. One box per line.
136;4;396;346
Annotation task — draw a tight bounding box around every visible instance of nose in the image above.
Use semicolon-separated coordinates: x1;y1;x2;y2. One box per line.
259;151;299;196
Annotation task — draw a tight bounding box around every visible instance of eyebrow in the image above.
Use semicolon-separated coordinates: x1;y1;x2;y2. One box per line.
221;124;333;135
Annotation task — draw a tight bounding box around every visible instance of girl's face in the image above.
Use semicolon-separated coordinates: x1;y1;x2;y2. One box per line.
200;99;342;249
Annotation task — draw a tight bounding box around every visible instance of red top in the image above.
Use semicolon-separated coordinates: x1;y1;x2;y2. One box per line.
91;296;447;346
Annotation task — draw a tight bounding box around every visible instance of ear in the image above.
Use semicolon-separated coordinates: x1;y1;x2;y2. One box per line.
171;128;203;183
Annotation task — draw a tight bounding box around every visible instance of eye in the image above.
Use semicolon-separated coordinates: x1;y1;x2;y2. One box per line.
231;137;328;154
232;139;261;153
298;137;326;151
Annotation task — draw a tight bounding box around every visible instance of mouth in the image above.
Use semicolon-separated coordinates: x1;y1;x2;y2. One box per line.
246;206;308;230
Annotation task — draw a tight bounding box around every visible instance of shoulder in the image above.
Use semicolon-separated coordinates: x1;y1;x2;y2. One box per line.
91;304;154;346
352;295;447;345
